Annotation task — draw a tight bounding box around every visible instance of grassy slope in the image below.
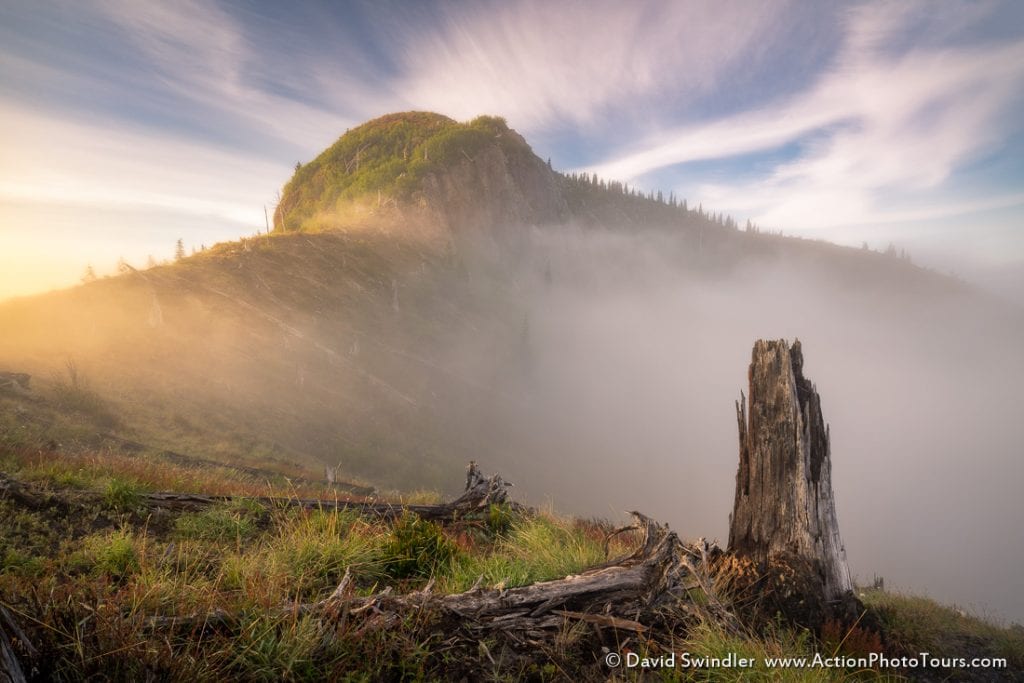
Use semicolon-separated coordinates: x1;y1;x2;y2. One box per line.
0;229;530;492
0;113;977;498
3;435;1022;680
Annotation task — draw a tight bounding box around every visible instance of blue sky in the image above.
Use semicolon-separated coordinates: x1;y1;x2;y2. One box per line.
1;0;1023;300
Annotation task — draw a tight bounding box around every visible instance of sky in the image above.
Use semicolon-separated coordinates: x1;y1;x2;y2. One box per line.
1;0;1023;301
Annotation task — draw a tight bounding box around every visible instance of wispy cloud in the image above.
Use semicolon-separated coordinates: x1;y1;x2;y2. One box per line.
394;0;788;131
0;101;287;225
0;0;1021;299
89;0;359;153
587;2;1024;233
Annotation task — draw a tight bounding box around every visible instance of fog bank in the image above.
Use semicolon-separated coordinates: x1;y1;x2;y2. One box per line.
461;226;1024;623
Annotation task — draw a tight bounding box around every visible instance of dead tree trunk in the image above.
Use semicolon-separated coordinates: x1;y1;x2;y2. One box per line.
728;339;853;602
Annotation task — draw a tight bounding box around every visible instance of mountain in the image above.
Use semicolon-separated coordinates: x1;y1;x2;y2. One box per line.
0;112;1006;493
2;111;1024;631
274;112;567;240
274;112;974;298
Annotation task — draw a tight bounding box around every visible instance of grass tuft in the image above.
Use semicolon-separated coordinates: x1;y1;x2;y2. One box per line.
78;528;142;579
103;476;143;512
382;513;460;580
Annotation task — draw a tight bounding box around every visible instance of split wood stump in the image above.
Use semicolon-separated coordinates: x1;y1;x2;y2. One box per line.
728;339;854;607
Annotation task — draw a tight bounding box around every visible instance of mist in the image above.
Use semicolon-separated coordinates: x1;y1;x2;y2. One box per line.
2;221;1021;625
448;224;1024;624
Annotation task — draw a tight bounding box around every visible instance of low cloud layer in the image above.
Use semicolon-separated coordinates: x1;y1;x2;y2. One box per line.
1;1;1022;301
458;226;1024;623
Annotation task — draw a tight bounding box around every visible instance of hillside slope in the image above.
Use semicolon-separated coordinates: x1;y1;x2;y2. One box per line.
0;229;525;489
0;111;1016;503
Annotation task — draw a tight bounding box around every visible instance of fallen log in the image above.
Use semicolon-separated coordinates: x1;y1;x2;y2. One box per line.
0;462;519;525
144;512;736;642
139;461;521;521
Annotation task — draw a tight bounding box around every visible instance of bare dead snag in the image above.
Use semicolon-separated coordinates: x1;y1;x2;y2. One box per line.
728;339;853;606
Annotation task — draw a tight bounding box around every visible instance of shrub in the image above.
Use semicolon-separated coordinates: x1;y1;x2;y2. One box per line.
382;514;460;580
103;477;142;512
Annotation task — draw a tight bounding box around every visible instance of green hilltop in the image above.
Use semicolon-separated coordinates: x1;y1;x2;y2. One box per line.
274;112;536;232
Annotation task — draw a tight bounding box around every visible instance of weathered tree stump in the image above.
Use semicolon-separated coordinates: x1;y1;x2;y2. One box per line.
728;339;853;603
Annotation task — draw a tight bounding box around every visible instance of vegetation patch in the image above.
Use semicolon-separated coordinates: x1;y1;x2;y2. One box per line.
0;436;1018;680
382;512;460;580
275;112;521;231
49;359;120;430
862;588;1024;671
174;502;261;543
103;476;143;512
73;528;142;579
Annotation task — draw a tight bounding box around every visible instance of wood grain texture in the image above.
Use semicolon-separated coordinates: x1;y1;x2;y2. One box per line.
728;339;853;602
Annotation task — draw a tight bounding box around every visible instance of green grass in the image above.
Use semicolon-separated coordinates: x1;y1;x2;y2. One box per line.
103;476;143;512
862;588;1024;670
174;502;261;543
1;547;46;578
657;619;880;682
0;437;1015;680
381;513;460;579
74;528;142;579
264;508;384;598
438;513;612;593
231;613;324;681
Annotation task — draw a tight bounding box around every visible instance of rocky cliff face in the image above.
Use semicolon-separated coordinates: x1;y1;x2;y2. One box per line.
416;129;568;243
